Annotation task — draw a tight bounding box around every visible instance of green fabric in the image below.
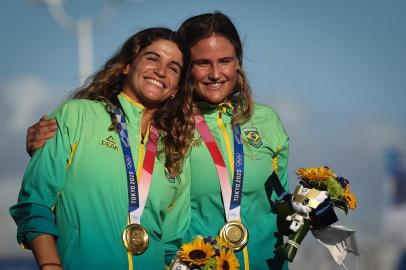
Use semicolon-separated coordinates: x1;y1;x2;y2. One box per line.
185;102;289;270
10;94;190;270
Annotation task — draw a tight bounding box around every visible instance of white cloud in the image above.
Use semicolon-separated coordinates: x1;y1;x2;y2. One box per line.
1;75;61;133
268;96;310;129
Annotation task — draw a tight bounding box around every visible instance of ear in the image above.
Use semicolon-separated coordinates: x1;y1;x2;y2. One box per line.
122;64;130;75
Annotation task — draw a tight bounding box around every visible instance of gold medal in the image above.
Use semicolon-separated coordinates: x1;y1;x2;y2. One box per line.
122;224;149;255
219;221;249;251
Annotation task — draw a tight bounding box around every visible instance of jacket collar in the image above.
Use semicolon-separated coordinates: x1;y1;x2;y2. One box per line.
118;92;144;125
195;101;235;120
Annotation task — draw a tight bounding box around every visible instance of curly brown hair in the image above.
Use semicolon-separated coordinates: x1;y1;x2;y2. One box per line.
71;27;194;176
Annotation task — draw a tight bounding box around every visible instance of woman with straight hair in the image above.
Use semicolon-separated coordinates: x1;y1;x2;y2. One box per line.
177;12;289;269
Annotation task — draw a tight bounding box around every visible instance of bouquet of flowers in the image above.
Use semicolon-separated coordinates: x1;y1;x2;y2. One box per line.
276;166;357;263
169;235;239;270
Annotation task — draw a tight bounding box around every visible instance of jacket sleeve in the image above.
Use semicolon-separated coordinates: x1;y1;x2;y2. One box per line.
276;133;289;191
267;108;290;270
9;101;83;248
269;110;290;200
162;158;191;266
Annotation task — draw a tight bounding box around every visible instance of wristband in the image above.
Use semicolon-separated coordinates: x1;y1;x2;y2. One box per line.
40;263;63;269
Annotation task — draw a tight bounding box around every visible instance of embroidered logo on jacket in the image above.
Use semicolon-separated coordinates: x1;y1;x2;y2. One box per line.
190;133;203;148
242;127;263;149
101;135;119;151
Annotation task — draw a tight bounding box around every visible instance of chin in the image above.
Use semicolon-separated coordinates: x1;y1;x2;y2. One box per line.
205;93;230;104
207;90;233;104
139;96;168;108
196;92;228;105
206;98;225;105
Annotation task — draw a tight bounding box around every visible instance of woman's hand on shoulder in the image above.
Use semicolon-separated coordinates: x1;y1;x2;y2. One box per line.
26;115;58;156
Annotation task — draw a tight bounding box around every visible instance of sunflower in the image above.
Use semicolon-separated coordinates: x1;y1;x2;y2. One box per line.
344;185;357;209
215;250;239;270
215;236;230;249
178;236;215;266
296;166;336;181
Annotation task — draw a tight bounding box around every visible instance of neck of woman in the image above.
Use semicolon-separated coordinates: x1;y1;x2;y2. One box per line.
140;108;157;136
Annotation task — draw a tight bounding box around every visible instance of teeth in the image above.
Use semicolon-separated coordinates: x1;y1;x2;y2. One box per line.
205;82;223;89
146;78;164;88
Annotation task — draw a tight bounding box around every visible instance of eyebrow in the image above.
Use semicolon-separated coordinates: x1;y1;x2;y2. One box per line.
220;57;236;61
192;56;236;64
143;51;183;69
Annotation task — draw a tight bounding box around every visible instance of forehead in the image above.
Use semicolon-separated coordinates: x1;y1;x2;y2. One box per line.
190;34;236;60
138;39;183;64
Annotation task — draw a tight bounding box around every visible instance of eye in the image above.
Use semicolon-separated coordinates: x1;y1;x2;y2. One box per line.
169;65;180;74
220;58;235;64
193;60;210;68
302;198;309;205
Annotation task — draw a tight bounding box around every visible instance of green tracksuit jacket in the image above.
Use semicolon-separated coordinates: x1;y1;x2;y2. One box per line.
10;94;191;270
185;102;289;270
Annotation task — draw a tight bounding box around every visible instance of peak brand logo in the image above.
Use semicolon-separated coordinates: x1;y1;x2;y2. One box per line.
101;135;119;151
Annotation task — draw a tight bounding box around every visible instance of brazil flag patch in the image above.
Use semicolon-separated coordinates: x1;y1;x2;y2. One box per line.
242;127;263;149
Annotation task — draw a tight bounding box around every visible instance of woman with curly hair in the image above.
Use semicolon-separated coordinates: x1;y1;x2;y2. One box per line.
10;27;195;269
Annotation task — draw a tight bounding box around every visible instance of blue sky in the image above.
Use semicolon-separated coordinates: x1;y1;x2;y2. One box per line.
1;0;405;267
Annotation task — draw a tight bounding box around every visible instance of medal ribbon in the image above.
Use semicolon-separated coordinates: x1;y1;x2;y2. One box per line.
194;113;244;221
113;107;158;225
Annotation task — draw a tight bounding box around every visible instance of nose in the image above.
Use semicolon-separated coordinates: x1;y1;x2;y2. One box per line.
208;64;220;81
154;62;166;78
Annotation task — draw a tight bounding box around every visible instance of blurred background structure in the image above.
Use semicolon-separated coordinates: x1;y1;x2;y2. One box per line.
1;0;405;269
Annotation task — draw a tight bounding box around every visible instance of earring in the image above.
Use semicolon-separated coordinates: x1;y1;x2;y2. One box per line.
169;94;175;100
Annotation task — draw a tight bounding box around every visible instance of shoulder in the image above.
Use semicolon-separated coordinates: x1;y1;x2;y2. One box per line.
50;99;106;120
52;99;105;113
251;102;283;123
49;99;109;134
243;102;288;140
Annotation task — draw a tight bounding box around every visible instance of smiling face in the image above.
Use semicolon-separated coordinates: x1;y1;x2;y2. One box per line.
122;39;183;108
190;34;239;104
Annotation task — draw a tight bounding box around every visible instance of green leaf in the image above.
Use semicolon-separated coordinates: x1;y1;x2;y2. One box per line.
332;199;348;214
202;257;216;270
